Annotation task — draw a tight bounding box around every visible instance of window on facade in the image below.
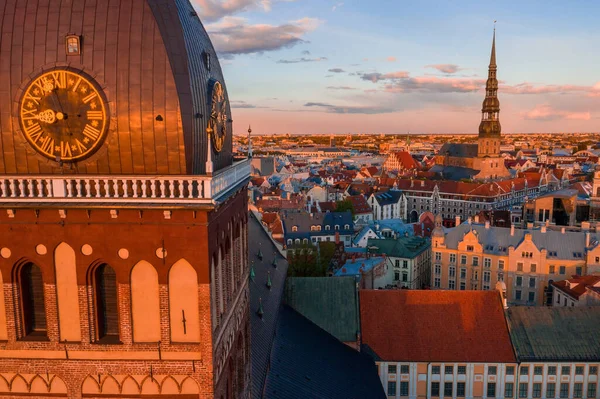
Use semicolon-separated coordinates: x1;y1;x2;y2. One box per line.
590;366;598;374
559;266;566;275
400;365;409;374
498;260;504;270
517;262;524;272
559;383;569;398
529;277;536;288
576;266;582;276
575;366;584;375
431;382;440;396
18;262;47;338
532;383;541;398
449;266;456;278
548;366;556;375
549;265;555;274
487;382;497;398
400;381;409;397
561;366;570;375
504;383;514;398
457;365;466;374
530;263;537;273
534;366;543;375
521;366;529;374
432;365;440;374
573;383;583;398
484;258;491;268
434;264;441;275
547;383;555;398
519;383;528;398
388;364;397;374
435;252;442;261
93;264;119;342
403;260;408;269
387;381;396;396
449;280;456;290
403;273;408;283
460;281;466;290
488;366;497;375
444;382;453;396
450;253;456;263
445;365;454;374
460;268;466;279
394;271;400;281
497;272;504;282
506;366;515;375
434;277;440;288
461;255;467;265
588;383;597;398
472;256;479;266
457;382;465;397
516;276;523;287
483;271;491;283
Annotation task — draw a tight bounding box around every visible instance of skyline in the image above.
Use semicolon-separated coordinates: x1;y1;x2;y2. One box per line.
194;0;600;135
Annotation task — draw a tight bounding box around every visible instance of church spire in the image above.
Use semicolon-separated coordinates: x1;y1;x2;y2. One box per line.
478;25;501;140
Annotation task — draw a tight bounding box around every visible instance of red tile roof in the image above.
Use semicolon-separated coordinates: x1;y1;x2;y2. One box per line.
348;195;372;214
552;276;600;300
360;290;516;363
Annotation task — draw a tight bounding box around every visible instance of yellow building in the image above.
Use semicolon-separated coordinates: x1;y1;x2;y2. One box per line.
431;215;592;306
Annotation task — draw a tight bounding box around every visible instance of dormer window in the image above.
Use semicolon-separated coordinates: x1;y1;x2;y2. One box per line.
66;35;81;55
345;224;350;230
325;225;331;231
203;51;211;70
292;226;298;232
335;225;340;230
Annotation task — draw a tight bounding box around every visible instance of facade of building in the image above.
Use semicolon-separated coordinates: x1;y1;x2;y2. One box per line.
383;151;420;172
366;237;431;289
368;190;408;221
431;215;596;306
0;2;250;398
433;30;510;181
552;275;600;307
281;211;354;247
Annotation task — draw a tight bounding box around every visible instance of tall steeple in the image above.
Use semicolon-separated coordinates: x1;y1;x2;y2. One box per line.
478;25;501;157
247;125;253;158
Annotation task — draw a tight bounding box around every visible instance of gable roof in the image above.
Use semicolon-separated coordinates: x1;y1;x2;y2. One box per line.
366;236;430;258
263;305;385;399
347;195;372;214
506;307;600;362
552;275;600;300
360;290;516;363
372;190;403;206
385;151;420;170
284;277;359;343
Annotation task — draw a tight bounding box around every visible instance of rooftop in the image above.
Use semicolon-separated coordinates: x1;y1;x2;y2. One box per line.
360;290;516;363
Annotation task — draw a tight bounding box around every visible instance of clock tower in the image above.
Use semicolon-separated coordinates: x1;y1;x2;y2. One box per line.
0;1;250;398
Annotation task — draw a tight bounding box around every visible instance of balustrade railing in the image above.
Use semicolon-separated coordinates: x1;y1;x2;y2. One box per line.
0;158;250;204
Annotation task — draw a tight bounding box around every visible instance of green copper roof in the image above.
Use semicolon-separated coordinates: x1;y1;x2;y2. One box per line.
366;236;430;259
506;307;600;362
284;276;359;343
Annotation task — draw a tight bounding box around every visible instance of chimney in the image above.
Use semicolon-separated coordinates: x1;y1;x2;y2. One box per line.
582;221;591;231
474;215;480;223
586;232;590;247
421;180;425;187
468;216;472;225
335;231;340;244
455;215;461;227
561;227;566;234
485;220;490;229
541;225;546;233
510;225;515;236
527;222;533;229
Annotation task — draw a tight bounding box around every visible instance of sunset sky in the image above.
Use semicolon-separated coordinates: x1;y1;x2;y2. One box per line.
193;0;600;135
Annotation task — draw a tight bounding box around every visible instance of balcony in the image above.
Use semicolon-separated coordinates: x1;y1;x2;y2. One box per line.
0;158;251;206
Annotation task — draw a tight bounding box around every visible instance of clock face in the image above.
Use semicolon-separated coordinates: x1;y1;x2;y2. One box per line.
18;69;109;162
207;81;228;153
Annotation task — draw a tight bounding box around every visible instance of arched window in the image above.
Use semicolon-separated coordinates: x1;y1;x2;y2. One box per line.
93;264;119;342
287;239;292;246
292;226;298;232
344;224;350;230
335;225;340;230
17;263;47;338
325;225;331;231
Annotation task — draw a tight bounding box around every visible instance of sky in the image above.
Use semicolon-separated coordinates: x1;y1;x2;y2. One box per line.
192;0;600;135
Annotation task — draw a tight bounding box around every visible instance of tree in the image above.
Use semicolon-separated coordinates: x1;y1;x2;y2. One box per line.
287;243;326;277
335;199;355;215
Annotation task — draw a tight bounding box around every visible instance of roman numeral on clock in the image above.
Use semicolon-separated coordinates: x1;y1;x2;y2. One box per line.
87;111;103;120
24;93;42;105
82;124;100;140
52;71;67;89
74;139;87;153
39;136;55;154
21;108;39;119
60;141;73;158
82;92;97;104
24;123;43;141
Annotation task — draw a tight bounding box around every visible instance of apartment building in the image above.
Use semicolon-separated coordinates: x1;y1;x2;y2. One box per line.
431;215;594;306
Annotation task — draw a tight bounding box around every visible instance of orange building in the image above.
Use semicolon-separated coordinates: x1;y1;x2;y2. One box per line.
0;1;249;398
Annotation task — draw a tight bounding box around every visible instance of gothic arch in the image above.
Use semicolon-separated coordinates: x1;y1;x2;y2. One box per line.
168;258;200;342
130;260;160;342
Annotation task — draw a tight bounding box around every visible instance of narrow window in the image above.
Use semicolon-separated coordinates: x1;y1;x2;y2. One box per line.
19;263;47;338
94;264;119;342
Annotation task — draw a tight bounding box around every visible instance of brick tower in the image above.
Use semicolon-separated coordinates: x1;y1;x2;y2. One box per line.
0;1;250;398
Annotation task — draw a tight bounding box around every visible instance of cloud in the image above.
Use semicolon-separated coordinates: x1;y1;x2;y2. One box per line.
503;82;600;97
384;76;485;93
277;57;328;64
194;0;297;21
206;16;321;55
230;100;268;109
387;56;397;62
521;104;591;121
328;68;345;73
332;2;344;11
304;102;393;114
327;86;357;90
425;64;462;74
360;71;410;83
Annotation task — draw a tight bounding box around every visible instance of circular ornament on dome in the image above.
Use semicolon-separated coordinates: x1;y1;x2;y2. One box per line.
155;248;167;259
118;248;129;260
36;244;47;255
